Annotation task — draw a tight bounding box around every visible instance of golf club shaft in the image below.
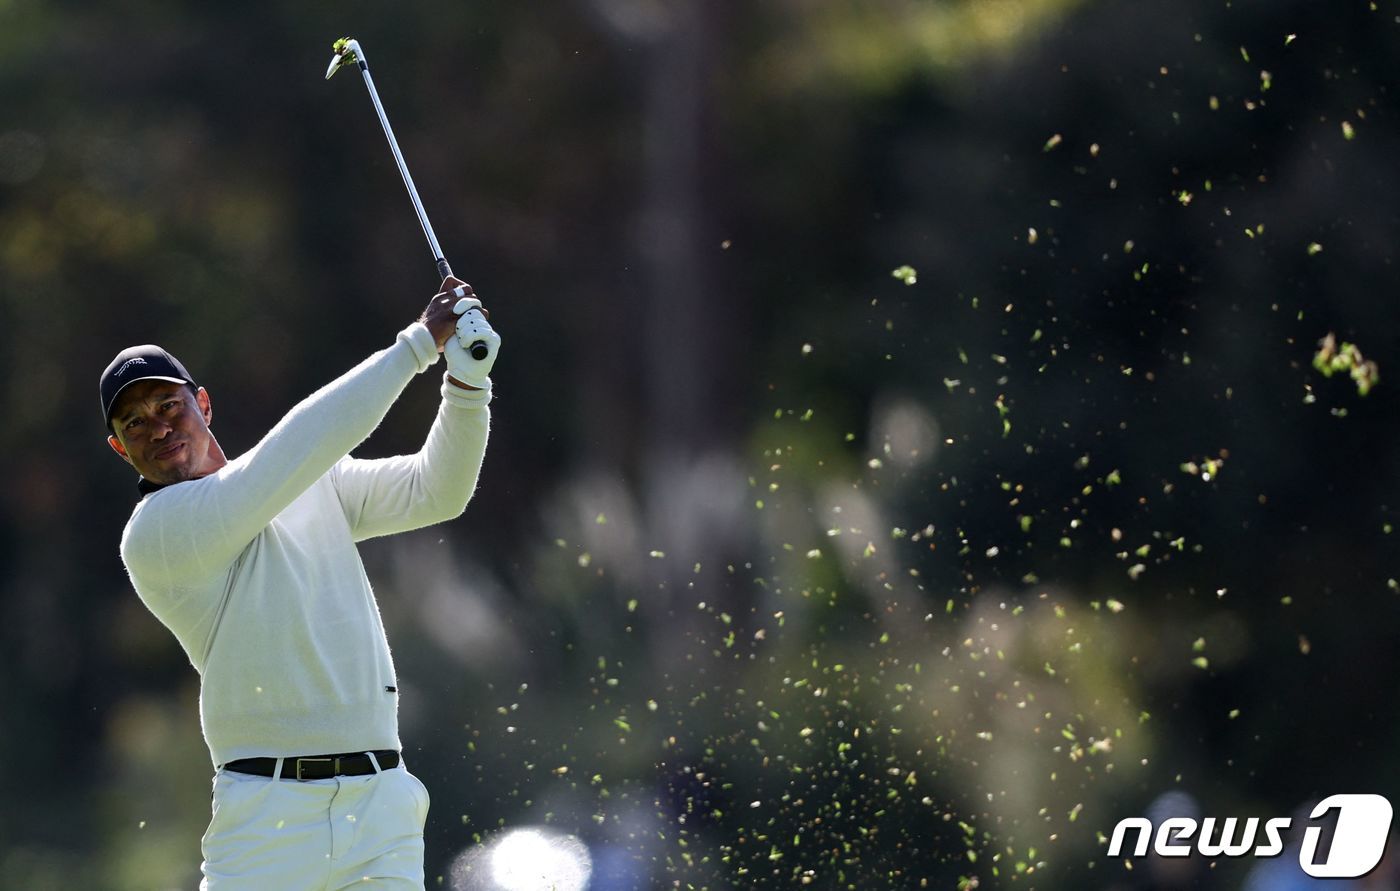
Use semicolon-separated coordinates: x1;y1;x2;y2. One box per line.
333;40;488;359
357;62;453;282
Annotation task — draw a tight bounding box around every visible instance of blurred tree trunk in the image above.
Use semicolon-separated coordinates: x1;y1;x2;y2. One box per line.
582;0;715;459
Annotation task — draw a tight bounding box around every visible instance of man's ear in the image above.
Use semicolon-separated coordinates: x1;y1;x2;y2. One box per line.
196;387;212;425
108;434;133;466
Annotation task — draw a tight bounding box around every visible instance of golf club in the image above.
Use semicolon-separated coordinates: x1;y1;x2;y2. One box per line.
326;37;489;360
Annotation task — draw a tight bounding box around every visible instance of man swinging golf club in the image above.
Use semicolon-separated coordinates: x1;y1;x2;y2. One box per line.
102;277;499;889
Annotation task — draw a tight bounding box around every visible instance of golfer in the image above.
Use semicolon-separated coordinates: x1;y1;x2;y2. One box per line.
101;277;499;889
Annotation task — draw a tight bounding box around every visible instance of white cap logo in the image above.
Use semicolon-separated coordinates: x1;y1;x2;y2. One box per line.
116;357;148;377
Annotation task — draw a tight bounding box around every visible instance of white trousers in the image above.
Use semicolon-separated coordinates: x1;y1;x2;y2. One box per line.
200;757;430;890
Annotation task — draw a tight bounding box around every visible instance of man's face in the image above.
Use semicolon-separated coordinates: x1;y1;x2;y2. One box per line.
107;379;224;485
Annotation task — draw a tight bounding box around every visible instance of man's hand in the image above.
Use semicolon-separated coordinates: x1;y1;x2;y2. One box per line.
420;276;482;352
445;296;500;390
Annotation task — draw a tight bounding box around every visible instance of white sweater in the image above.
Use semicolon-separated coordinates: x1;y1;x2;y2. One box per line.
120;323;490;766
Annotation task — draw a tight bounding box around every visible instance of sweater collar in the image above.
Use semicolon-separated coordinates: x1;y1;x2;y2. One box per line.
137;476;168;496
138;471;214;496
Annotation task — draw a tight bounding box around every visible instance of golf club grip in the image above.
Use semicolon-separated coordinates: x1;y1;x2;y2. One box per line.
436;258;453;281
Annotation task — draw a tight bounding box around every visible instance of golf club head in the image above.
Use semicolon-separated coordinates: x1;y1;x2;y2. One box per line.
325;37;363;80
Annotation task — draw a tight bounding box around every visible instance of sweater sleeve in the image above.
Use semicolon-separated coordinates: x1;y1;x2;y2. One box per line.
329;374;490;541
121;324;441;588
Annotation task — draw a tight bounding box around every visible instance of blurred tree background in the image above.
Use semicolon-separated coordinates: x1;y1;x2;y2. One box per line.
2;0;1398;888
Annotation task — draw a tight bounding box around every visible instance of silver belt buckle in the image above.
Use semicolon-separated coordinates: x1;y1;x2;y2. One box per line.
295;757;337;781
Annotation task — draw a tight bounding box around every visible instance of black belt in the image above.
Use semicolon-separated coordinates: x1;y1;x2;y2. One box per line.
222;750;401;781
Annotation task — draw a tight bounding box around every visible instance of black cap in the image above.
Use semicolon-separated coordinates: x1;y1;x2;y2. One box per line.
100;345;197;428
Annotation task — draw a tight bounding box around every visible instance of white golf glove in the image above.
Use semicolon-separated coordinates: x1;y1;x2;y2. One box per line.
445;292;500;391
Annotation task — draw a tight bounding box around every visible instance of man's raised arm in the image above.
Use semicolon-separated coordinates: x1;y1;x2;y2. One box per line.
121;280;495;586
331;276;501;538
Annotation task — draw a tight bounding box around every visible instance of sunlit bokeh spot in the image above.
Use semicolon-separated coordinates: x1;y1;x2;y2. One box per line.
871;396;940;469
450;827;592;891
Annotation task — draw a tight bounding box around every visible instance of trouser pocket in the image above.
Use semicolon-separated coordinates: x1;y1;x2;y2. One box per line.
201;770;330;889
